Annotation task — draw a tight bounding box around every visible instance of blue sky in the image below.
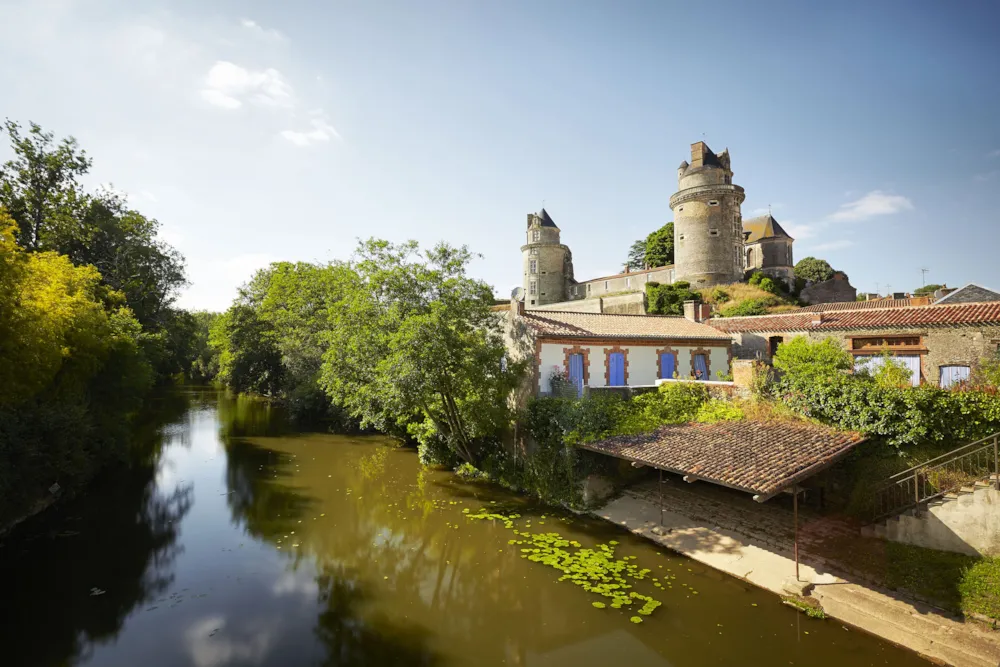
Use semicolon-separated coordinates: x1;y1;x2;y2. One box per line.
2;0;998;310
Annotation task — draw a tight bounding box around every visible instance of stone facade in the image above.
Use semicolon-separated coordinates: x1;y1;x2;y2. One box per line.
742;214;794;288
521;209;574;307
728;325;1000;388
565;266;675;302
670;142;746;288
800;272;857;305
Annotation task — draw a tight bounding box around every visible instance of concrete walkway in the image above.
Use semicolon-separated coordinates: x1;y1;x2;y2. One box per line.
596;487;1000;667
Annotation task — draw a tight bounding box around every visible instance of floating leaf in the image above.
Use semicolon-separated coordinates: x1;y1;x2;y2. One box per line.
630;616;643;624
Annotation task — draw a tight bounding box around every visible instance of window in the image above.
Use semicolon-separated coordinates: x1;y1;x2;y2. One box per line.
746;248;753;268
529;281;537;295
587;284;592;295
532;230;540;242
659;352;676;379
709;229;719;236
568;353;585;397
768;336;782;358
855;355;921;386
851;336;921;351
530;248;538;256
940;365;971;388
678;206;684;212
678;234;685;241
692;354;709;381
604;280;609;291
572;285;578;297
708;200;719;206
529;259;537;274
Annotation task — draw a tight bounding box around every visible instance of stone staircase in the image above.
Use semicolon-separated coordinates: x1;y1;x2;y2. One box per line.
862;474;1000;556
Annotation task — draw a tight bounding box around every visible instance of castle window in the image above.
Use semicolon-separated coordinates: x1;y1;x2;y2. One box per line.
709;229;719;236
529;281;537;295
532;230;540;242
626;277;631;288
678;234;685;241
529;259;537;274
708;200;719;206
587;284;592;295
530;248;538;256
604;280;609;291
678;206;684;212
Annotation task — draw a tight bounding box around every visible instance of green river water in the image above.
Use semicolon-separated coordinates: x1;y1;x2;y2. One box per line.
0;387;931;666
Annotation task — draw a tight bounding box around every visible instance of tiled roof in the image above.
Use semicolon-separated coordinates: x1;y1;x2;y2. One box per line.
742;214;792;242
579;421;864;500
521;311;730;340
935;283;1000;304
710;301;1000;333
579;264;674;283
796;298;929;312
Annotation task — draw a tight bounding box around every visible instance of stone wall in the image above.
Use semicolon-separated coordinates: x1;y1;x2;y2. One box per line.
566;266;675;301
730;325;1000;387
800;273;857;304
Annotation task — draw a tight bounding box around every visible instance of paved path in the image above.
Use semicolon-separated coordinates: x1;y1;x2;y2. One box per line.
596;481;1000;667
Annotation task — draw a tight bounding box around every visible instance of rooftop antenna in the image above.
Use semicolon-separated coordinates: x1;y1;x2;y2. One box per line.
920;268;929;286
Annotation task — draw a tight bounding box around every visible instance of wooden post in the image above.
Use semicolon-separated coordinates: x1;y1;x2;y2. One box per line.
659;469;663;526
793;487;800;582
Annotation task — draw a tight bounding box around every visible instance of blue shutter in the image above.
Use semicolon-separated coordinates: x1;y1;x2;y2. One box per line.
693;354;708;381
898;356;921;386
569;353;585;397
660;353;675;379
939;365;971;388
609;352;625;386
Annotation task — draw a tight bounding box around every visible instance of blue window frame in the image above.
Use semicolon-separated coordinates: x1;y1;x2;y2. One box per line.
608;352;625;386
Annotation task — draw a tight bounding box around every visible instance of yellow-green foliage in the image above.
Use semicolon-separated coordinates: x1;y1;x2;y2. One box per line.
697;282;796;316
695;399;745;423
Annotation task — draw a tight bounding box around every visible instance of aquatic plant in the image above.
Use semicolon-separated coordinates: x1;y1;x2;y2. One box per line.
466;510;663;619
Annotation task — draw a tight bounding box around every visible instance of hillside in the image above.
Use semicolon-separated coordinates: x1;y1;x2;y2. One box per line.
697;282;800;317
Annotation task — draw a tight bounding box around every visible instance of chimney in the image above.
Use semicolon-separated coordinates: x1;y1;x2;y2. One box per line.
683;300;710;323
811;312;825;325
690;141;709;168
511;298;525;316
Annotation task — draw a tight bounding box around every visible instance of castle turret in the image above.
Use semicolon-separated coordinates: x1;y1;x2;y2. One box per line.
520;208;574;308
669;142;746;287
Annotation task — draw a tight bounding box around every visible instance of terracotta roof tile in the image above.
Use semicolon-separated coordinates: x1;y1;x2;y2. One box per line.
579;421;864;499
710;301;1000;334
796;298;929;312
521;311;730;340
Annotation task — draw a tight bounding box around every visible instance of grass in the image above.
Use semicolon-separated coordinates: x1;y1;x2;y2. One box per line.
697;282;798;315
958;556;1000;622
782;596;827;619
884;542;979;612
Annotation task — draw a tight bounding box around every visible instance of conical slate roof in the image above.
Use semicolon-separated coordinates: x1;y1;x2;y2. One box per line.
538;208;557;228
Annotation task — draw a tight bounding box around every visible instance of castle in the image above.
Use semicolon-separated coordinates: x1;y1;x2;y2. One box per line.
520;141;795;312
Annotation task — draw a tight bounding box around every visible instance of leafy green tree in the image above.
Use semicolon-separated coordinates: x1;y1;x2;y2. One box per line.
210;302;285;396
644;222;674;268
188;311;221;382
914;284;944;297
626;239;646;271
772;336;853;385
320;239;525;463
794;257;835;284
645;280;697;315
0;120;91;251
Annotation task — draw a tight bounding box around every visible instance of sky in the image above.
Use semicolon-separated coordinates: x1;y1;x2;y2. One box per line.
1;0;998;311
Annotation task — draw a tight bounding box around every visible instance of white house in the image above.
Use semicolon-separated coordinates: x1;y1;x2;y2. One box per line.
504;300;732;396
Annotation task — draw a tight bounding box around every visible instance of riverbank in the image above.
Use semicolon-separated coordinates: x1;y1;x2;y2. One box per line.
594;487;1000;667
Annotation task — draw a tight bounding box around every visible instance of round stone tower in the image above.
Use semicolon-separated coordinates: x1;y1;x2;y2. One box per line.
520;208;574;308
669;142;746;287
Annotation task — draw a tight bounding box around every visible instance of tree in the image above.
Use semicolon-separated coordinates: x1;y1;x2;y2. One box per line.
320;239;525;463
645;280;698;315
793;257;835;284
914;284;944;297
626;239;646;271
772;336;853;385
644;222;674;268
0;120;91;251
210;302;285;396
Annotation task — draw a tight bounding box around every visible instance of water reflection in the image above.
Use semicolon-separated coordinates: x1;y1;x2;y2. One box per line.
0;388;932;667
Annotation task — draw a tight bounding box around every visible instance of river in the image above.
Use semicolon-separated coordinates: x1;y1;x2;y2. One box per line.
0;387;930;666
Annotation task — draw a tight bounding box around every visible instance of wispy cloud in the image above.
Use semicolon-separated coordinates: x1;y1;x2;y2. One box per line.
828;190;913;222
974;170;999;182
200;60;294;109
240;18;285;43
281;113;341;147
781;222;817;240
806;239;854;252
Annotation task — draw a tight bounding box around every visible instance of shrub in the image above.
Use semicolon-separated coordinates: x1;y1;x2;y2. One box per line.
748;272;764;286
695;399;745;423
646;281;699;316
773;336;853;384
758;276;779;295
720;298;771;317
710;287;730;303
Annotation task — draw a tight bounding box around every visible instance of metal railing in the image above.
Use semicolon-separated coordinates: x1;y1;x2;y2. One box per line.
872;432;1000;522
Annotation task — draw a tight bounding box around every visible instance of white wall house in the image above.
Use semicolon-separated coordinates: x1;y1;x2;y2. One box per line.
504;303;732;396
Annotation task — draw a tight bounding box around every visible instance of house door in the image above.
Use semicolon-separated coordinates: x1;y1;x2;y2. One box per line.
659;352;675;380
568;353;585;397
608;352;625;387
